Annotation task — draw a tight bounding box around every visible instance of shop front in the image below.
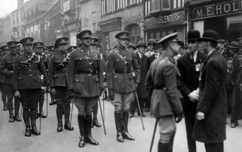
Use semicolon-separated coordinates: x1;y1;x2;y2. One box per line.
143;9;186;41
190;0;242;42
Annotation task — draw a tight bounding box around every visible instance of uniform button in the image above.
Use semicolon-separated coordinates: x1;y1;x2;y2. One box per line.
30;75;31;76
89;74;91;76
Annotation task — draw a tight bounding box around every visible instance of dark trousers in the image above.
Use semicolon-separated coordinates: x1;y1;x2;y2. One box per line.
205;142;224;152
130;97;146;115
38;90;45;113
3;84;14;114
14;97;21;114
184;105;197;152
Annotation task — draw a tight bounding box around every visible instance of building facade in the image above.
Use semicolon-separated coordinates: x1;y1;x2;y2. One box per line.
0;15;12;45
100;0;144;51
143;0;186;42
188;0;242;42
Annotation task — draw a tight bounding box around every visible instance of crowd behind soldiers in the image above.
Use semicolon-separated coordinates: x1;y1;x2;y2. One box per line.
0;28;239;152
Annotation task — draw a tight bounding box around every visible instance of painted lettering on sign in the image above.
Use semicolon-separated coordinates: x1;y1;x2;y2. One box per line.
122;14;142;24
193;0;241;20
143;13;180;27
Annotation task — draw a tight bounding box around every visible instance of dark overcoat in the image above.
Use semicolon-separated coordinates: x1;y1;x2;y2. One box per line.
192;50;227;143
134;52;149;98
145;55;182;118
106;45;140;93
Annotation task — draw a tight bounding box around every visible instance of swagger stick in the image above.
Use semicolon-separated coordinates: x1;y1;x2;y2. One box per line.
149;120;158;152
135;91;145;130
70;100;74;124
98;98;106;135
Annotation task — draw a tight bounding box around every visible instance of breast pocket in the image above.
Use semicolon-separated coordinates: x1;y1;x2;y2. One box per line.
73;74;88;96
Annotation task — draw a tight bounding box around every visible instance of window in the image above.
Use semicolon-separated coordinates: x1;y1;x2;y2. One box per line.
173;0;184;9
125;24;141;45
145;0;151;16
161;0;171;10
151;0;160;13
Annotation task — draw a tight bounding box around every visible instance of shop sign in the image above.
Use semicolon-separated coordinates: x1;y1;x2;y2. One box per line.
122;14;142;25
143;13;180;27
63;0;70;13
192;0;242;20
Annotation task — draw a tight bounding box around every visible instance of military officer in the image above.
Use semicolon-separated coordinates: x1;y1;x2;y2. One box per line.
68;30;104;147
89;35;102;128
145;33;183;152
12;37;48;137
0;46;7;111
106;31;140;143
0;41;22;122
33;42;47;118
49;37;74;132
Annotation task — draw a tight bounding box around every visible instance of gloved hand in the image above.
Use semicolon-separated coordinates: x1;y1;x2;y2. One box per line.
50;88;56;95
109;89;114;100
14;90;21;97
68;89;74;97
175;112;183;123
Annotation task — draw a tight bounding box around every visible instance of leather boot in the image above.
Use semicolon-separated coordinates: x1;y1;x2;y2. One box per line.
31;126;40;135
78;114;86;148
85;114;99;145
167;132;175;152
57;122;63;132
39;112;47;118
114;112;124;142
15;113;22;122
64;121;74;131
9;114;14;122
92;118;101;128
25;127;31;137
158;141;169;152
3;104;7;111
122;111;135;140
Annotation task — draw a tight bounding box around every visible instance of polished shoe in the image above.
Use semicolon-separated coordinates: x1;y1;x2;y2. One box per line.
39;112;47;118
32;126;40;135
15;113;22;122
9;114;14;122
129;114;134;118
57;123;63;132
117;131;124;142
78;136;85;148
3;105;7;111
122;131;135;140
86;135;99;145
231;122;239;128
93;119;101;127
25;128;31;137
64;122;74;131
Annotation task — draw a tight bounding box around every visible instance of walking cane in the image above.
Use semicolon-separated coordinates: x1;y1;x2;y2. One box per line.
102;92;105;123
19;101;23;120
135;92;145;130
69;99;74;124
150;120;158;152
45;91;49;117
98;98;106;135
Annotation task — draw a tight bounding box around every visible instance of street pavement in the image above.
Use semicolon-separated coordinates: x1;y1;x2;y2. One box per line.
0;93;242;152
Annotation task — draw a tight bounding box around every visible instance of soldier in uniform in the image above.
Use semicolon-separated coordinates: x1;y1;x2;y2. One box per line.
49;37;74;132
68;30;104;147
0;46;7;111
12;37;48;137
106;31;140;142
0;41;22;122
33;42;47;118
145;33;183;152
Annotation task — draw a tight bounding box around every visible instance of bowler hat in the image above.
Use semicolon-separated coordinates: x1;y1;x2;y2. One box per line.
7;41;19;48
128;43;136;50
33;42;44;48
20;37;34;45
187;30;200;42
136;41;147;48
148;39;156;46
77;30;92;39
228;41;239;49
56;37;68;45
158;33;178;45
198;30;218;43
115;31;130;40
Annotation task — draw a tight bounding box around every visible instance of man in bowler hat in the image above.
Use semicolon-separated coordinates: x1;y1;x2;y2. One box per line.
177;30;206;152
145;33;183;152
192;30;227;152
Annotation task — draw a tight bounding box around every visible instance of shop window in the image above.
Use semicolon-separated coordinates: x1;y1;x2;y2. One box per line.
162;0;171;10
125;24;141;45
155;31;160;39
173;0;184;9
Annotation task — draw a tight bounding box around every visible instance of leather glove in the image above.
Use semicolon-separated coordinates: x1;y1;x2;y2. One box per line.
14;90;21;98
69;89;74;97
109;89;114;100
175;112;183;123
50;88;56;95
